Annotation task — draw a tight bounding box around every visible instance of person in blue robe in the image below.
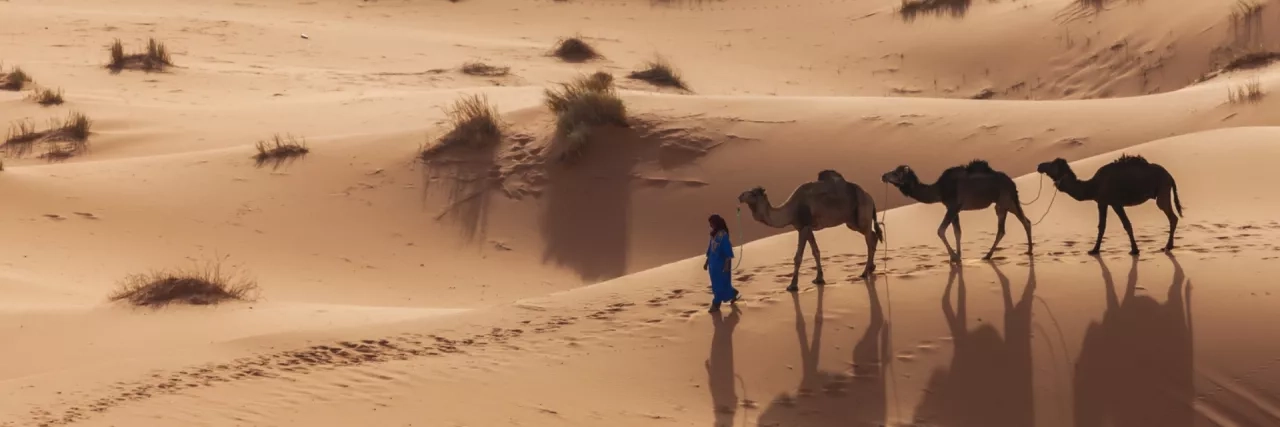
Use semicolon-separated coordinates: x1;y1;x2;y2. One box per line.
705;214;740;312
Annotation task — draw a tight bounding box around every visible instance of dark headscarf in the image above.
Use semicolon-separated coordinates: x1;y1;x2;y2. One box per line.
708;214;730;237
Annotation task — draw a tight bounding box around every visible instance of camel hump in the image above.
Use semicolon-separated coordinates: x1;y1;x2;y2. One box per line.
964;159;996;174
1112;154;1151;166
817;169;846;183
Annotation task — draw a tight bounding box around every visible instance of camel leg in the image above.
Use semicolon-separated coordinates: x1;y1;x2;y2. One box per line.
845;222;877;279
807;231;826;285
937;209;960;263
1088;203;1107;255
1012;202;1034;255
984;206;1008;260
788;229;810;292
1157;191;1179;251
1113;206;1140;255
951;209;964;263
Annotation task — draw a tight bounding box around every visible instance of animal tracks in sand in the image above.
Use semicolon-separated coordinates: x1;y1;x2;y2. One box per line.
21;221;1278;425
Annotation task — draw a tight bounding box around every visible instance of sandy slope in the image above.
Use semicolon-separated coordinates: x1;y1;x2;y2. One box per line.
4;0;1280;425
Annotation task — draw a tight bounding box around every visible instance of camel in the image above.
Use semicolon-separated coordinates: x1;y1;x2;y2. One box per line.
880;160;1033;263
738;170;883;292
1036;155;1183;255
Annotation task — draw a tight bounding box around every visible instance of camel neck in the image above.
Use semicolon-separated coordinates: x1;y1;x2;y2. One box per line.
749;199;792;228
1054;173;1096;202
901;180;943;204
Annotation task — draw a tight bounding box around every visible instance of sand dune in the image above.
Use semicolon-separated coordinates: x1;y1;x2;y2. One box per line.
3;0;1280;425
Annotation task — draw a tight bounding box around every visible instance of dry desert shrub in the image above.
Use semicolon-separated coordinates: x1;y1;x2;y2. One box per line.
3;111;92;158
627;56;688;90
28;86;64;106
551;36;600;62
108;38;173;72
1232;0;1266;23
1228;77;1264;103
253;134;310;167
460;61;511;77
1;66;30;91
544;72;627;160
899;0;971;21
109;258;259;307
423;94;503;158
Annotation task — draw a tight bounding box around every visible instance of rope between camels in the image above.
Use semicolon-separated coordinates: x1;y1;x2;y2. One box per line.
1031;186;1060;226
1021;174;1047;206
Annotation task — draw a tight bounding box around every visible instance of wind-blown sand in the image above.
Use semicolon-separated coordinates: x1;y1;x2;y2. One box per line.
3;0;1280;425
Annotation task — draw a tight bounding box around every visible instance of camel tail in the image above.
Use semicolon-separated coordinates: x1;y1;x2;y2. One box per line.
1172;178;1184;217
874;216;885;243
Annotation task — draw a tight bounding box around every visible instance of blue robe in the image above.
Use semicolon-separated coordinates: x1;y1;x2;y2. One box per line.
707;230;738;303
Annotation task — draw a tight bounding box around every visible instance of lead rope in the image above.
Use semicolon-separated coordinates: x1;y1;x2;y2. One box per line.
1031;183;1060;226
1021;174;1047;206
733;207;746;271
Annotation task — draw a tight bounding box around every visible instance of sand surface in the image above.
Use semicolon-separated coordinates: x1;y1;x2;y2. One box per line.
3;0;1280;425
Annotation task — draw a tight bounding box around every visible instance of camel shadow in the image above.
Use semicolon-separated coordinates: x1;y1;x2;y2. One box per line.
707;307;741;427
755;277;889;426
419;135;502;243
911;261;1036;427
1073;252;1193;427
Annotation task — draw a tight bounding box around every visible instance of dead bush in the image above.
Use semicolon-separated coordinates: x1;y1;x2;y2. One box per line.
551;36;600;62
109;257;259;307
108;38;173;72
423;94;503;158
460;62;511;77
1;66;30;91
627;56;688;90
28;86;64;106
3;111;92;158
253;134;309;168
898;0;971;21
1228;77;1264;103
544;72;627;160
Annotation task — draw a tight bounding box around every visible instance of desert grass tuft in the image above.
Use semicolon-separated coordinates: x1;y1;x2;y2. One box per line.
423;94;503;158
544;72;627;160
1232;0;1266;24
551;36;600;62
460;61;511;77
107;37;173;72
253;134;309;168
1228;77;1264;103
109;257;259;308
28;86;64;106
1;66;30;91
899;0;971;21
4;112;92;158
627;56;688;90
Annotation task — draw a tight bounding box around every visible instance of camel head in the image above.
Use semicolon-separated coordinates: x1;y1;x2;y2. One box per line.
880;165;918;188
738;187;767;208
1036;158;1072;182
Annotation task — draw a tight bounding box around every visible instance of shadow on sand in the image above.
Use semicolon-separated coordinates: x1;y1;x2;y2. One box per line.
707;307;742;427
1073;252;1193;427
538;126;640;282
911;260;1036;427
419;137;502;243
755;275;890;426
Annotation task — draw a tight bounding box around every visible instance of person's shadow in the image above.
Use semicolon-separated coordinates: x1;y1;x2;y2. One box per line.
1073;252;1193;427
707;307;741;427
911;260;1037;427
